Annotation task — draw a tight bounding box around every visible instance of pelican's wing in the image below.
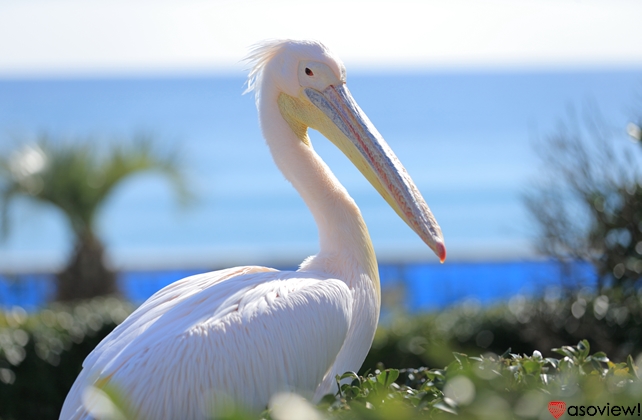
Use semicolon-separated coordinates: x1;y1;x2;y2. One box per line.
61;266;353;420
83;266;275;372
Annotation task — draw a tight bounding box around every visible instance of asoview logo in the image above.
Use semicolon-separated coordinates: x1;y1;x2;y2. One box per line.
548;402;566;419
549;401;642;418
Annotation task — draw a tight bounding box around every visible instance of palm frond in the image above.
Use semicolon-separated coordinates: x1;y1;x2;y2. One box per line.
0;134;190;238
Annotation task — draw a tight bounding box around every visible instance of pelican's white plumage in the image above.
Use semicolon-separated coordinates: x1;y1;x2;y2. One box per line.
60;39;445;419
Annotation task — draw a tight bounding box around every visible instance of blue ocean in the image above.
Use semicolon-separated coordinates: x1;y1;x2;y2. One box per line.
0;69;639;308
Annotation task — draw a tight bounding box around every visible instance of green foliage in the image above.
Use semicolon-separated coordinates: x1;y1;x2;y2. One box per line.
2;296;642;419
365;289;642;372
0;298;133;419
316;340;642;419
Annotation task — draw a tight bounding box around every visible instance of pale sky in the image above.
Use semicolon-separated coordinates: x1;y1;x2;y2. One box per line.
1;0;642;77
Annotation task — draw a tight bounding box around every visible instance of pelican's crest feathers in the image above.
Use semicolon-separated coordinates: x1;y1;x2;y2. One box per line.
243;39;287;97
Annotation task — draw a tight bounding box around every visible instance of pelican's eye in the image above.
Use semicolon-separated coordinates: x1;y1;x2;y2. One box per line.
305;68;313;76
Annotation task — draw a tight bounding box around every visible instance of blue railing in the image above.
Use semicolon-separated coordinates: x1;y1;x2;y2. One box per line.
0;260;596;312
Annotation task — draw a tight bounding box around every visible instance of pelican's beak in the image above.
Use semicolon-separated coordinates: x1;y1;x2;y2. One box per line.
302;84;446;262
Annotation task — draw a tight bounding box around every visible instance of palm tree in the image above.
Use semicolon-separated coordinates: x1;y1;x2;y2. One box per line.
0;134;188;301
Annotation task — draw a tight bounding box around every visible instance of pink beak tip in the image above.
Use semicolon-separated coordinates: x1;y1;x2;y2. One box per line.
436;241;447;263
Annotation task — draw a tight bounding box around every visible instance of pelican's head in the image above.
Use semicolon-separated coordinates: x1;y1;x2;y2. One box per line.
246;40;446;263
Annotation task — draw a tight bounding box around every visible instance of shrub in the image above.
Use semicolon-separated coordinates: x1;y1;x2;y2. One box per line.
320;340;642;419
365;290;642;372
2;293;642;419
0;298;133;419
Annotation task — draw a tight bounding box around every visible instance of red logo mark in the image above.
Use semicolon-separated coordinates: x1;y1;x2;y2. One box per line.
548;401;566;419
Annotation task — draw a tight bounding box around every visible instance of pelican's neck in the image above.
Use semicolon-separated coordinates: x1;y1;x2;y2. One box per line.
257;86;380;300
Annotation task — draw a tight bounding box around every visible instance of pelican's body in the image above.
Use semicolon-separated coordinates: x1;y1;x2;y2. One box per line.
61;40;445;419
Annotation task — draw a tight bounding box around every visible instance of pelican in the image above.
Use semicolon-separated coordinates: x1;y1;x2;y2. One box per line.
60;39;445;419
